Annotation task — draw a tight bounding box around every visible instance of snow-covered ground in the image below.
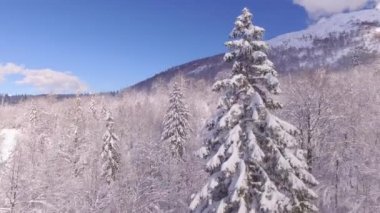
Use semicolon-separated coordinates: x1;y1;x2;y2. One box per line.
0;129;19;162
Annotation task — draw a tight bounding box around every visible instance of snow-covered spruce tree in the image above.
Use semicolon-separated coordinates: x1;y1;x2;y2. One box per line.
190;8;318;213
89;95;99;120
100;110;121;184
70;95;87;177
161;82;191;160
95;110;121;211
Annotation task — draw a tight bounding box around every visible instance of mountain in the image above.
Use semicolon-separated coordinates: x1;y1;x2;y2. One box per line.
128;8;380;91
270;8;380;72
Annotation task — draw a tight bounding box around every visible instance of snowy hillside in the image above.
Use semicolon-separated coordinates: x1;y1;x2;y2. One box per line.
270;9;380;49
269;8;380;71
1;7;380;212
128;9;380;91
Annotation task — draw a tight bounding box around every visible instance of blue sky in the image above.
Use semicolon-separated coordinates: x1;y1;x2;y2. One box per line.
0;0;318;94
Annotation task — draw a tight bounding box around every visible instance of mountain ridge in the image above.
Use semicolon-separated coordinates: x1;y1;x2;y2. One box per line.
127;8;380;92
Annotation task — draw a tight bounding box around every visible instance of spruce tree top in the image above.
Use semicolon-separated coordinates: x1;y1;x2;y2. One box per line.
225;7;281;109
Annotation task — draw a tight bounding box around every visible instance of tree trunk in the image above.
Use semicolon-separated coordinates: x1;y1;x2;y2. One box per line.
335;159;339;212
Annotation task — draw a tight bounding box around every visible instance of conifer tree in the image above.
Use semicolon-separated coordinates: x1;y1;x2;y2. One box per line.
70;95;86;177
100;110;121;184
190;8;318;213
89;95;99;120
29;103;38;127
95;110;121;211
161;82;191;160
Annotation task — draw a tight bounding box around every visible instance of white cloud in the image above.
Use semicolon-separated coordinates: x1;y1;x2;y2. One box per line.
0;63;87;94
293;0;380;19
16;69;87;94
0;63;24;81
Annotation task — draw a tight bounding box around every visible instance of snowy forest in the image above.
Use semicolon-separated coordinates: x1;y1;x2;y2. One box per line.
1;7;380;213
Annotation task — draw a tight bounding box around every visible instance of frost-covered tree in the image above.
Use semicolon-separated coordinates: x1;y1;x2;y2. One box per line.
95;110;121;212
89;95;99;120
29;102;38;127
190;8;318;213
100;110;121;184
161;82;191;160
283;71;336;172
61;95;87;177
